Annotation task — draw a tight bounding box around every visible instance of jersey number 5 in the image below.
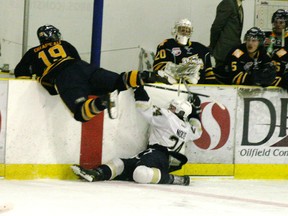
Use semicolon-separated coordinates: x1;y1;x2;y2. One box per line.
38;44;67;66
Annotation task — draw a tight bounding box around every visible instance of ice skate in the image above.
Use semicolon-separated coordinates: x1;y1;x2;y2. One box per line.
172;175;190;186
100;90;118;119
71;165;104;182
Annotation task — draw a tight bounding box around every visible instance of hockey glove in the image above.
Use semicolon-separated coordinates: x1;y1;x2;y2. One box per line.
140;70;176;85
176;63;201;84
159;61;201;84
188;118;203;139
252;62;276;87
134;86;150;102
168;151;188;172
187;94;201;120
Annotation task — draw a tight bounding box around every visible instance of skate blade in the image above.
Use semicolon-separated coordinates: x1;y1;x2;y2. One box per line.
107;90;118;119
71;165;94;182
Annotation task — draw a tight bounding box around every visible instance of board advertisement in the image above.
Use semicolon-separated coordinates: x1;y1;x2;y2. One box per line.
235;87;288;164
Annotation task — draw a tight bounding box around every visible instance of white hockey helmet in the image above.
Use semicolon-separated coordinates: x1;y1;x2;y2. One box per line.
172;18;193;45
169;98;192;121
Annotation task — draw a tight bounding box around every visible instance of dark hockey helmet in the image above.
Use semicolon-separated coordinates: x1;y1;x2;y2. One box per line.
37;25;61;44
244;27;265;45
271;9;288;26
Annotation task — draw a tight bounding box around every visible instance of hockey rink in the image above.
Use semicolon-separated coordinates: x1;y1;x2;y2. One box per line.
1;178;288;216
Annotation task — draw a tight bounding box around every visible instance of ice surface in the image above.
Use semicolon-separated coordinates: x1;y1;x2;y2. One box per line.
0;178;288;216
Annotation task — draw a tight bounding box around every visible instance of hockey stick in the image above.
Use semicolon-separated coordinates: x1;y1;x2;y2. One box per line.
144;83;226;110
178;77;183;96
145;83;208;97
182;80;226;110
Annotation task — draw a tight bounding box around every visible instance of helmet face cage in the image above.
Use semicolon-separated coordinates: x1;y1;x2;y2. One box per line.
169;98;192;121
172;19;193;45
37;25;61;44
172;19;193;37
244;27;265;46
271;9;288;28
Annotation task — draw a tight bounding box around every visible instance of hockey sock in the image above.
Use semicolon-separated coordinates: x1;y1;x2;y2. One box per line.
78;98;103;122
123;70;144;88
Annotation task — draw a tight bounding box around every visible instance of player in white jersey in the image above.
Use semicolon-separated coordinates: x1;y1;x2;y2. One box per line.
71;86;202;186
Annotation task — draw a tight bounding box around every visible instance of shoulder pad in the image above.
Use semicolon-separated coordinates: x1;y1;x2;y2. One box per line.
158;39;169;47
232;49;244;58
275;48;287;58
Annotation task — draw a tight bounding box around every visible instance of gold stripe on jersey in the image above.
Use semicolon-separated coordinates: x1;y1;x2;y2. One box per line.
205;70;214;77
205;67;213;71
40;56;73;79
233;72;244;85
16;76;31;79
242;72;248;84
153;62;168;71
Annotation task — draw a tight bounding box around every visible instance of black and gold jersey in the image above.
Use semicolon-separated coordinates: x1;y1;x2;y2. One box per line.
14;40;81;79
224;43;272;85
272;47;288;87
153;38;216;84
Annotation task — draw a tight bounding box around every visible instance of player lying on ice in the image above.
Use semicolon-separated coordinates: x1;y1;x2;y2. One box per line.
72;86;202;186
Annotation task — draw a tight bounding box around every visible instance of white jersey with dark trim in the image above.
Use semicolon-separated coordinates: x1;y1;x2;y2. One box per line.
135;100;201;153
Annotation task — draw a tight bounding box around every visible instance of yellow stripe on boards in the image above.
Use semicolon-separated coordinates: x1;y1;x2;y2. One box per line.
4;164;78;180
2;163;288;180
171;164;234;176
0;164;4;176
171;163;288;179
234;164;288;179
